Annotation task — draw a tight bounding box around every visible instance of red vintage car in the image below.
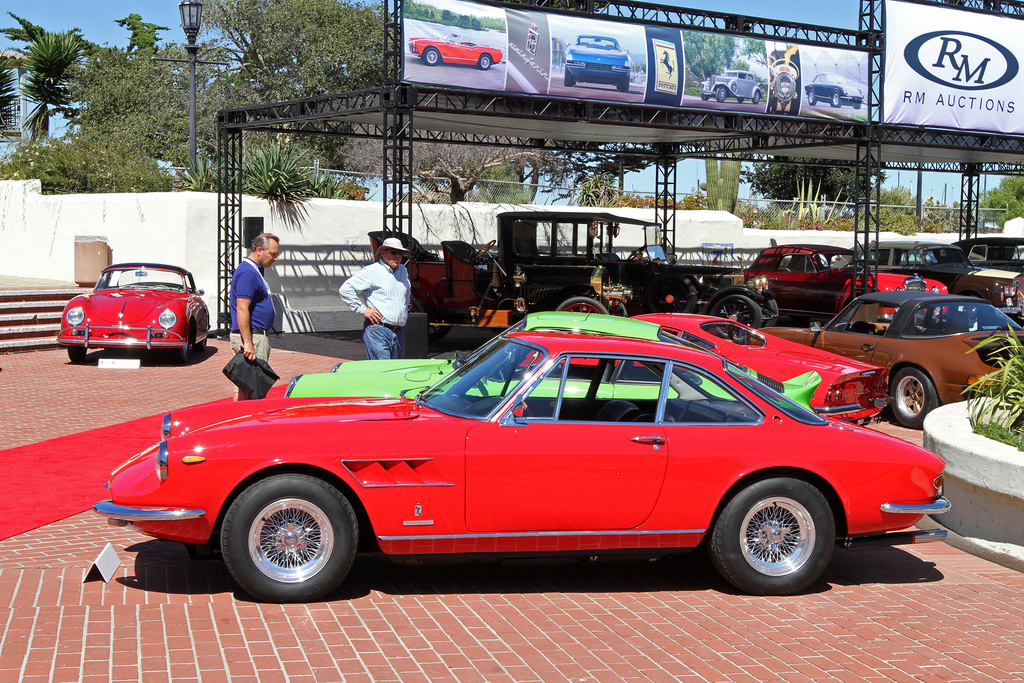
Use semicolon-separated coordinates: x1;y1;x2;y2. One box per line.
95;331;948;602
58;263;210;364
636;313;889;422
408;33;503;70
746;244;947;321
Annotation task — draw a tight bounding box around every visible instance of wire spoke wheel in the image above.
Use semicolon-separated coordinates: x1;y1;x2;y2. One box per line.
740;496;814;576
248;498;334;584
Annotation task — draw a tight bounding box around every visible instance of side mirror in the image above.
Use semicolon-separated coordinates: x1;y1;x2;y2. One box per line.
810;321;822;332
506;400;528;424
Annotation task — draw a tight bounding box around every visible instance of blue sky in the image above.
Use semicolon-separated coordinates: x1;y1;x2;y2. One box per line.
3;1;959;203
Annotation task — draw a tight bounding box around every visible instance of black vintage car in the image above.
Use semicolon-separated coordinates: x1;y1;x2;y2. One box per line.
954;236;1024;271
370;211;777;339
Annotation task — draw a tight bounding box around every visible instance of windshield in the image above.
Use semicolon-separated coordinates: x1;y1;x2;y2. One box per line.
96;267;187;292
419;338;546;418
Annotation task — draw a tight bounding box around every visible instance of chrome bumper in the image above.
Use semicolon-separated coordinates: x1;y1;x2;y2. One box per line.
60;325;186;350
93;500;205;525
843;527;947;548
881;496;950;515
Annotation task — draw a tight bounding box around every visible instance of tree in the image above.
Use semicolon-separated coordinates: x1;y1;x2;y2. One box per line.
982;176;1024;226
22;31;85;138
0;56;17;129
201;0;383;105
681;30;736;81
742;160;864;202
115;14;169;53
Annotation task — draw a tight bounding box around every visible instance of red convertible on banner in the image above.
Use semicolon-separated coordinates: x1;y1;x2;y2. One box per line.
408;33;503;70
95;331;948;602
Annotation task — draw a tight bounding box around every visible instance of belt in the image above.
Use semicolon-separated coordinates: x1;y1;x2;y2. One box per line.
232;328;268;335
381;322;402;332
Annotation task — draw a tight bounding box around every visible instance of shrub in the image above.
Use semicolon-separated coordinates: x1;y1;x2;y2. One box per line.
965;330;1024;435
0;133;173;194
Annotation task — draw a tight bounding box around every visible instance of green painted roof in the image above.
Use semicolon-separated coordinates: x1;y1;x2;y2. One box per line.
522;311;663;341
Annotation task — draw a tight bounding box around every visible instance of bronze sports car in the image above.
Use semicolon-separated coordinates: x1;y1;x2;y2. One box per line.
762;291;1022;428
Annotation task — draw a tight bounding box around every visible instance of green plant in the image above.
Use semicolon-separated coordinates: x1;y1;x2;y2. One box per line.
965;329;1024;433
703;156;740;212
242;142;312;202
576;174;619;207
178;157;217;192
972;422;1024;451
0;133;173;193
22;31;85;138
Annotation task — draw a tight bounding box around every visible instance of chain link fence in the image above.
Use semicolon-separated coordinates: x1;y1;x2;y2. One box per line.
316;169;1010;231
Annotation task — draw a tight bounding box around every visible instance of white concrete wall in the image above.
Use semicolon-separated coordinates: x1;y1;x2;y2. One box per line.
1;179;980;332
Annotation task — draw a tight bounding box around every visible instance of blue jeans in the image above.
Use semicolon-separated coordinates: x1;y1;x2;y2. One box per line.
363;322;405;360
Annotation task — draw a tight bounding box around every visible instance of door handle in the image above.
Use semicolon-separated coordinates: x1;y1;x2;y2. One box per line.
860;343;874;352
631;436;666;445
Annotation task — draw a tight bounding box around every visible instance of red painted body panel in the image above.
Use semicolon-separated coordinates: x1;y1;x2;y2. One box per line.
99;332;944;557
409;36;503;66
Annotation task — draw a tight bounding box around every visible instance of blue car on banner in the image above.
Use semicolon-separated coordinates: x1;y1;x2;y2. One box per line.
563;34;632;92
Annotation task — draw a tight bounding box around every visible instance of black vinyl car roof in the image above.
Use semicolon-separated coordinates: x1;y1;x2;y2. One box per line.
854;291;981;307
498;211;654;226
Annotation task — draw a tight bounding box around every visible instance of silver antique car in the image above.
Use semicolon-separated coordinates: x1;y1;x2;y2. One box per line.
700;70;763;104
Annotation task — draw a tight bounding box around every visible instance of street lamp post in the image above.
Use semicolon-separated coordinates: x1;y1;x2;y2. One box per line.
179;1;203;170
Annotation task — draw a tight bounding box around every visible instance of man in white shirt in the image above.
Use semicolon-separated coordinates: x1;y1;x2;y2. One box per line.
339;237;412;359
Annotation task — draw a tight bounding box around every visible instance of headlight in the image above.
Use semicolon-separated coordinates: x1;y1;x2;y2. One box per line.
930;286;942;293
66;306;85;326
158;309;177;329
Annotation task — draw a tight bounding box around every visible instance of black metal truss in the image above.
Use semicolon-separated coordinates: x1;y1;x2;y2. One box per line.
854;133;883;298
654;152;677;251
960;165;982;240
216;113;244;332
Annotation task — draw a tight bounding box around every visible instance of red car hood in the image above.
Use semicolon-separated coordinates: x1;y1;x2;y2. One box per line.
174;397;421;437
77;289;183;325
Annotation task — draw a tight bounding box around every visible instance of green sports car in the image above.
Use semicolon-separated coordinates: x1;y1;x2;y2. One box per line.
285;312;822;411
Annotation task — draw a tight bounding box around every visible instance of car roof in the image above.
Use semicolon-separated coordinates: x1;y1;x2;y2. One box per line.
853;290;981;306
763;244;851;254
506;329;710;362
498;210;654;227
873;240;951;248
522;311;662;341
102;262;193;276
955;237;1024;246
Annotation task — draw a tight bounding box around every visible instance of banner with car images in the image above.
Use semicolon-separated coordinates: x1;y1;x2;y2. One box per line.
884;0;1023;134
401;0;869;121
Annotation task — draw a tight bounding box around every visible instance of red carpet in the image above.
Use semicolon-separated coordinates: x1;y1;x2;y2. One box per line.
0;414;163;540
0;387;289;540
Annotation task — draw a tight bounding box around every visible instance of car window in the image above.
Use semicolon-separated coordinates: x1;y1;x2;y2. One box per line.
908;301;1022;336
518;354;664;423
895;249;920;267
420;339;545;418
700;321;767;347
829;301;895;333
664;364;761;425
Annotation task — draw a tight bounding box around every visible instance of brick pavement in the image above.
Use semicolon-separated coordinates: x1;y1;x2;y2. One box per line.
3;334;1023;681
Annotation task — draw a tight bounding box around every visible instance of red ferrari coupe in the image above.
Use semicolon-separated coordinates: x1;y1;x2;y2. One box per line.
95;331;948;602
636;313;889;422
58;262;210;364
408;33;503;70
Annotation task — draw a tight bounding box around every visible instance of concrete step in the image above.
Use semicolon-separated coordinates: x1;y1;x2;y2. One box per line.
0;310;63;324
0;336;59;353
0;288;85;302
0;322;60;339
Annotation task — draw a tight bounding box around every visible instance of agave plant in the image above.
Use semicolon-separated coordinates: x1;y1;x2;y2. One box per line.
576;174;619;207
965;329;1024;432
242;142;312;202
178;157;217;192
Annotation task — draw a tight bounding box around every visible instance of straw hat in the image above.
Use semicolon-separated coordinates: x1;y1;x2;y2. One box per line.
375;237;411;260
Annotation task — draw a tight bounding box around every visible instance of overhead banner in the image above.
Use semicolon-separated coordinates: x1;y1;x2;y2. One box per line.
401;0;868;122
884;0;1022;133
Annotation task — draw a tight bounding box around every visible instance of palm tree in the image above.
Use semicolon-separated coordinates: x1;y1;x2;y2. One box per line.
0;55;18;131
22;31;83;138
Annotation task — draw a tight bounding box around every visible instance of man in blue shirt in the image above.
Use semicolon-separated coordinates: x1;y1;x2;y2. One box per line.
230;233;280;370
339;237;412;359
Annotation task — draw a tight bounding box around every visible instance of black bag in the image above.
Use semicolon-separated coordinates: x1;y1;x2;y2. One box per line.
222;352;280;399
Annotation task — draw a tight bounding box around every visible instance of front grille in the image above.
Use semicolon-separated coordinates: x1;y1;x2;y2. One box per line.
583;62;614;72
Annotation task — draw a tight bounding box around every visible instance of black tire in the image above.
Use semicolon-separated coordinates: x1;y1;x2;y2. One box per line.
617;77;630;92
891;367;938;429
707;293;763;328
645;277;698;313
564;72;576;87
478;53;492;70
191;320;207;353
220;474;358;603
715;86;728;103
193;334;207;353
709;477;835;595
410;298;450;341
700;94;711;101
67;346;87;363
752;89;762;105
736;97;745;104
556;296;609;315
831;90;842;108
172;330;193;364
423;47;441;66
807;91;817;106
853;101;862;110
